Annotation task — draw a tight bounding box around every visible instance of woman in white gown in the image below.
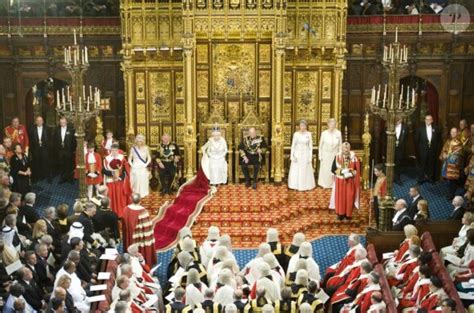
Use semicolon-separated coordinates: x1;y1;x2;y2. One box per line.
129;134;151;198
288;120;316;191
318;118;342;188
201;129;228;185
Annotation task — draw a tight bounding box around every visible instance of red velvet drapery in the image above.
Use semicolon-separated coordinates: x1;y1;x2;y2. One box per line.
425;82;439;125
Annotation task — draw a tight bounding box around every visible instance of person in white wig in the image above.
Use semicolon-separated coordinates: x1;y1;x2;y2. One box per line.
262;303;275;313
251;263;280;302
299;303;313;313
215;234;238;265
266;228;286;268
168;234;200;278
214;269;236;306
185;268;207;309
287;258;308;286
263;253;286;289
290;269;309;300
201;127;228;185
241;242;272;283
224;303;238;313
207;246;231;283
283;232;306;272
287;242;320;283
200;226;220;267
210;258;239;289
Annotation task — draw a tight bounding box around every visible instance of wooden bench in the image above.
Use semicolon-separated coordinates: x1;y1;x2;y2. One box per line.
89;259;118;312
421;232;465;312
366;220;461;261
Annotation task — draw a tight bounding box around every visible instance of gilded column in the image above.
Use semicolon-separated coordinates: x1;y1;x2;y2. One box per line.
121;56;135;150
272;33;286;183
183;33;196;180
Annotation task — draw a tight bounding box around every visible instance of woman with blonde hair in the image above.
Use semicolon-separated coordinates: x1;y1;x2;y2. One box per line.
414;199;430;223
288;120;316;191
129;134;151;198
32;219;48;240
318;118;342;188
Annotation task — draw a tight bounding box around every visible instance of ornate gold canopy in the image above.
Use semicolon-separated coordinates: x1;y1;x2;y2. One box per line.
120;0;347;182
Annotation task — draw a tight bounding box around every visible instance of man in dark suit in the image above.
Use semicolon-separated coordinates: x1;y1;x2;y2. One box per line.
407;185;423;219
29;115;52;182
17;266;45;311
77;202;97;246
42;206;61;251
415;115;441;184
392;199;413;231
92;196;120;241
19;192;39;225
54;116;76;183
394;117;409;184
448;196;465;220
24;250;41;287
35;243;54;291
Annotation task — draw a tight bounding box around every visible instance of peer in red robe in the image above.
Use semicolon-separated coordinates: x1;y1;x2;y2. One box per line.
324;235;362;286
387;253;419;287
123;195;157;266
4;117;29;154
103;144;132;217
329;142;360;220
342;280;381;313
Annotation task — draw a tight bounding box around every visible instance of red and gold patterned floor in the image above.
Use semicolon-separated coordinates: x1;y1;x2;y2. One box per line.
144;184;371;248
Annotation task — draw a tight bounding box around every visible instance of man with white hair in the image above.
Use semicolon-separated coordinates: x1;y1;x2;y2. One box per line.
343;272;381;313
283;232;305;272
200;287;223;312
392;199;413;231
122;193;156;265
250;263;280;302
287;242;320;283
326;247;368;295
449;196;465;220
128;243;157;284
200;226;220;267
165;287;192;312
42;205;61;248
324;233;362;287
19;192;39;224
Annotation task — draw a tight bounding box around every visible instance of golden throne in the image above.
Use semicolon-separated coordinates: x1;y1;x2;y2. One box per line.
234;105;270;183
198;100;233;183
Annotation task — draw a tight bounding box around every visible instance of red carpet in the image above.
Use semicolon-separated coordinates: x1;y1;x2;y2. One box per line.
151;169;211;250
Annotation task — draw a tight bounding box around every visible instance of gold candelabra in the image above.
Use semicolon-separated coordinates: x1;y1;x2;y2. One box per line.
56;30;110;201
369;28;417;231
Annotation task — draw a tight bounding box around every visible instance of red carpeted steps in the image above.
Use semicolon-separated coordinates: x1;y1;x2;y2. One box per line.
145;183;371;250
191;184;371;248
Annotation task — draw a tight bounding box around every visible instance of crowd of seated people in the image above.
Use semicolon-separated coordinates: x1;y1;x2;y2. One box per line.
0;0;119;17
349;0;450;16
0;184;125;312
163;228;390;313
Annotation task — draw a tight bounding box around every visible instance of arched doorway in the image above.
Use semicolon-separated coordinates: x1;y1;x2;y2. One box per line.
25;77;68;128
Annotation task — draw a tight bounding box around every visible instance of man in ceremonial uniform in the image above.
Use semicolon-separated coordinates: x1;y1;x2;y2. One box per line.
156;133;181;195
464;145;474;203
4;117;29;155
103;143;132;217
372;164;387;228
459;119;471;150
2;137;14;163
29;116;51;182
238;127;267;189
330;142;360;220
83;142;103;200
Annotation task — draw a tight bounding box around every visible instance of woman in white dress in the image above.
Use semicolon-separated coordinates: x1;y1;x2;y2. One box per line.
129;134;151;198
318;118;342;188
201;129;228;185
288;120;316;191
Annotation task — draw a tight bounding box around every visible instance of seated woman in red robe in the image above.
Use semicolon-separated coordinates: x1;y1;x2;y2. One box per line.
103;143;131;217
